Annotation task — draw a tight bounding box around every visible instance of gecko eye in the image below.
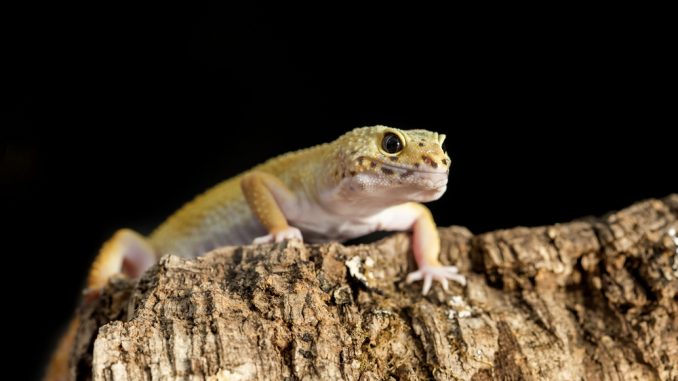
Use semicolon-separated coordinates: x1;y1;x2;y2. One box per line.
382;133;403;154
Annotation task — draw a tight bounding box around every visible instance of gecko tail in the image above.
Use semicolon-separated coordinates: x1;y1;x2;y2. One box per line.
43;317;79;381
43;229;156;381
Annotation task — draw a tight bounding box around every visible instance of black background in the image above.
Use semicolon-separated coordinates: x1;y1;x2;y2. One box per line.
5;3;676;378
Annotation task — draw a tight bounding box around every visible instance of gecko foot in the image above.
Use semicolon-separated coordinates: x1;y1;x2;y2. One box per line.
253;226;303;244
406;265;466;295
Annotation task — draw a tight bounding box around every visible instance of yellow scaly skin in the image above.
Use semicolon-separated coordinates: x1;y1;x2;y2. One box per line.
44;125;465;381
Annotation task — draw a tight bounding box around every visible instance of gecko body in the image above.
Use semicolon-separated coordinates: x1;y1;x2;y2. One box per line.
150;127;446;251
45;125;465;380
90;125;465;291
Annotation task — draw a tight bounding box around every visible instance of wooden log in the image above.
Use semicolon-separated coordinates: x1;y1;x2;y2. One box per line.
64;195;678;380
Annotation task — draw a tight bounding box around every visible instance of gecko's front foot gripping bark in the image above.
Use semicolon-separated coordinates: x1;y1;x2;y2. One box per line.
406;265;466;295
252;226;303;244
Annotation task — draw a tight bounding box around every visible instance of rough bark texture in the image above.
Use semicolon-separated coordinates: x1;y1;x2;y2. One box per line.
69;195;678;380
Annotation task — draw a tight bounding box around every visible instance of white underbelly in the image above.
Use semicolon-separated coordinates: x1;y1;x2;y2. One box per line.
290;212;378;243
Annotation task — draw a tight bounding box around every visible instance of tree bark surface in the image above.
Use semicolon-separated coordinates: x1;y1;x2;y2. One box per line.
70;195;678;380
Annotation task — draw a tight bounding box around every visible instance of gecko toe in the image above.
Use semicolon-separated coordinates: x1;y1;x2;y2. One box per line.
422;275;433;295
440;278;449;291
406;270;423;283
449;273;466;286
441;266;459;274
253;235;274;244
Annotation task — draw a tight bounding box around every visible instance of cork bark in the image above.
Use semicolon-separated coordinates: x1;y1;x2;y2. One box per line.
67;195;678;380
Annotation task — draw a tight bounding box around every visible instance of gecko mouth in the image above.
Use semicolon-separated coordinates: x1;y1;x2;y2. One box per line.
378;161;449;175
375;160;448;201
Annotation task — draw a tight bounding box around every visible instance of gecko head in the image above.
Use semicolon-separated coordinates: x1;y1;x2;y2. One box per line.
331;126;451;204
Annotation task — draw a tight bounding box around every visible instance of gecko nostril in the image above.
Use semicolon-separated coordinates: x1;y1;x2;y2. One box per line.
421;155;438;169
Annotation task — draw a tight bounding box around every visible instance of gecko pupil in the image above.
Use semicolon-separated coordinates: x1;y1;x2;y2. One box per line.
382;133;403;154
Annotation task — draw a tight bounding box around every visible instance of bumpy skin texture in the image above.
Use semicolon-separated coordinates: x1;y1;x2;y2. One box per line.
45;125;465;381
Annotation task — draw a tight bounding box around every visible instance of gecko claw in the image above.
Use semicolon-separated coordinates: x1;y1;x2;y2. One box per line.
441;278;449;291
406;265;466;295
253;226;303;244
423;275;433;295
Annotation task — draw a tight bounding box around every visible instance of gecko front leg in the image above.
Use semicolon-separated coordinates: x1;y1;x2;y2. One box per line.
241;171;302;243
374;202;466;294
